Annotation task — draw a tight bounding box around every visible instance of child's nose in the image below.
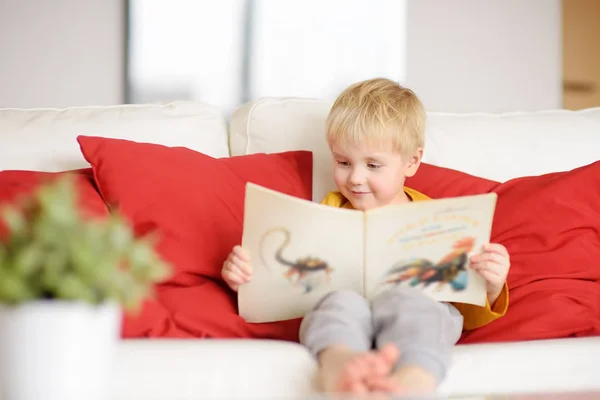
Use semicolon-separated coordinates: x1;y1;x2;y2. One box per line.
349;169;365;184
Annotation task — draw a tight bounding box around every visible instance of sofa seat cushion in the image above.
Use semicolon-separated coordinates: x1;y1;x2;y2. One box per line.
114;339;318;399
111;336;600;399
78;135;312;340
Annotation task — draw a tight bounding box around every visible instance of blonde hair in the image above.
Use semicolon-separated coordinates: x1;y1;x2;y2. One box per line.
326;78;426;157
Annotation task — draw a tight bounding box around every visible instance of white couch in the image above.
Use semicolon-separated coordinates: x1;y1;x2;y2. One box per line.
1;99;600;399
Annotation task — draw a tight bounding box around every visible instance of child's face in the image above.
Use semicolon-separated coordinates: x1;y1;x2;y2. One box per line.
330;140;421;211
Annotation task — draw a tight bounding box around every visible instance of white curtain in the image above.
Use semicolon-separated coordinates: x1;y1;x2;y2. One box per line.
250;0;407;100
128;0;407;112
128;0;246;111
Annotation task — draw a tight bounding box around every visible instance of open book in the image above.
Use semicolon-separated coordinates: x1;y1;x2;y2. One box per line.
238;183;497;323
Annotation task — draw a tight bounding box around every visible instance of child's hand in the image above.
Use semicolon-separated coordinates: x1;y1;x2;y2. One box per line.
470;243;510;306
221;245;253;292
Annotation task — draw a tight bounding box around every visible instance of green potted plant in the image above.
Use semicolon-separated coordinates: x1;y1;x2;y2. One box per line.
0;174;170;400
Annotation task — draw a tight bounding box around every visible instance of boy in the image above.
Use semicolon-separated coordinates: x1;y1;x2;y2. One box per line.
222;78;510;395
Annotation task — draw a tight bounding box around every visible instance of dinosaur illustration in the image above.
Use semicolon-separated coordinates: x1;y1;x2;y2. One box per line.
259;227;334;293
383;236;476;292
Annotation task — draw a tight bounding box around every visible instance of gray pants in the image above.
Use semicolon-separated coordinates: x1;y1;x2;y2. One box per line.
299;286;463;382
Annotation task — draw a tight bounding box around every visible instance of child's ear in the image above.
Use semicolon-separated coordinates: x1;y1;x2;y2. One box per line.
405;147;423;178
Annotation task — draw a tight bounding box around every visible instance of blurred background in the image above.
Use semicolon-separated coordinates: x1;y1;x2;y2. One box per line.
0;0;598;113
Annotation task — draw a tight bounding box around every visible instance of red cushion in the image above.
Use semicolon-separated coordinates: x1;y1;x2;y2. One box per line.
460;161;600;343
0;169;109;238
409;161;600;343
77;133;600;344
0;169;180;338
406;162;499;197
78;135;311;340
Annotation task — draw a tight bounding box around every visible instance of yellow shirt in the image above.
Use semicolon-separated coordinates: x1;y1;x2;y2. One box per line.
321;188;509;331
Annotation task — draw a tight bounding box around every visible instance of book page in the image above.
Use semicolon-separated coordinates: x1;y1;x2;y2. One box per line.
238;183;364;323
364;193;497;306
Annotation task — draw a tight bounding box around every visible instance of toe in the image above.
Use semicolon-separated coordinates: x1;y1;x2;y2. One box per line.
367;376;404;393
380;343;400;365
348;381;369;395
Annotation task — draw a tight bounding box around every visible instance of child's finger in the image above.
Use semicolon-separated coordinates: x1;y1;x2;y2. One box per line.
471;263;503;280
472;268;501;285
231;254;252;275
223;259;243;278
223;265;249;284
470;259;499;273
233;245;250;261
471;262;501;274
226;281;239;292
471;252;508;267
483;243;509;258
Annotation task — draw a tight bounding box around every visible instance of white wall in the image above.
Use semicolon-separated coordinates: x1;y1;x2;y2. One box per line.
0;0;125;108
405;0;562;112
0;0;562;112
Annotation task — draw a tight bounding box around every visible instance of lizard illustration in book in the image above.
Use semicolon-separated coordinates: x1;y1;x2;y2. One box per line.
383;236;476;292
259;227;334;293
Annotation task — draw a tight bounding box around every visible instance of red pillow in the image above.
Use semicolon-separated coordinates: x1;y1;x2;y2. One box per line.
78;136;312;340
0;169;109;238
406;162;499;197
77;133;600;344
0;169;183;338
409;160;600;343
460;161;600;343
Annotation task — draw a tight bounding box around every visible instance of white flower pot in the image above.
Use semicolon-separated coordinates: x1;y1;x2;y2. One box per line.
0;301;121;400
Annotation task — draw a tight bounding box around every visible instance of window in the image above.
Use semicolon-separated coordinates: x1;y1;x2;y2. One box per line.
127;0;407;114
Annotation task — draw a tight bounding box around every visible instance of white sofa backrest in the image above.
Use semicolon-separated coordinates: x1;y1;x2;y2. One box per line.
424;108;600;182
2;97;599;203
230;98;335;202
229;98;600;201
0;101;229;172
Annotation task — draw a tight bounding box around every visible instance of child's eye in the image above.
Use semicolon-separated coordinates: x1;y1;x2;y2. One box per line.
367;163;381;169
336;161;350;166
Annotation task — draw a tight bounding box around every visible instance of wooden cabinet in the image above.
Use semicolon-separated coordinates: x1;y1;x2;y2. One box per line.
562;0;600;110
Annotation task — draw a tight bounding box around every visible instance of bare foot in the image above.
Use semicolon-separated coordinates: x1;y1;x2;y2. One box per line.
368;364;438;395
317;344;399;394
